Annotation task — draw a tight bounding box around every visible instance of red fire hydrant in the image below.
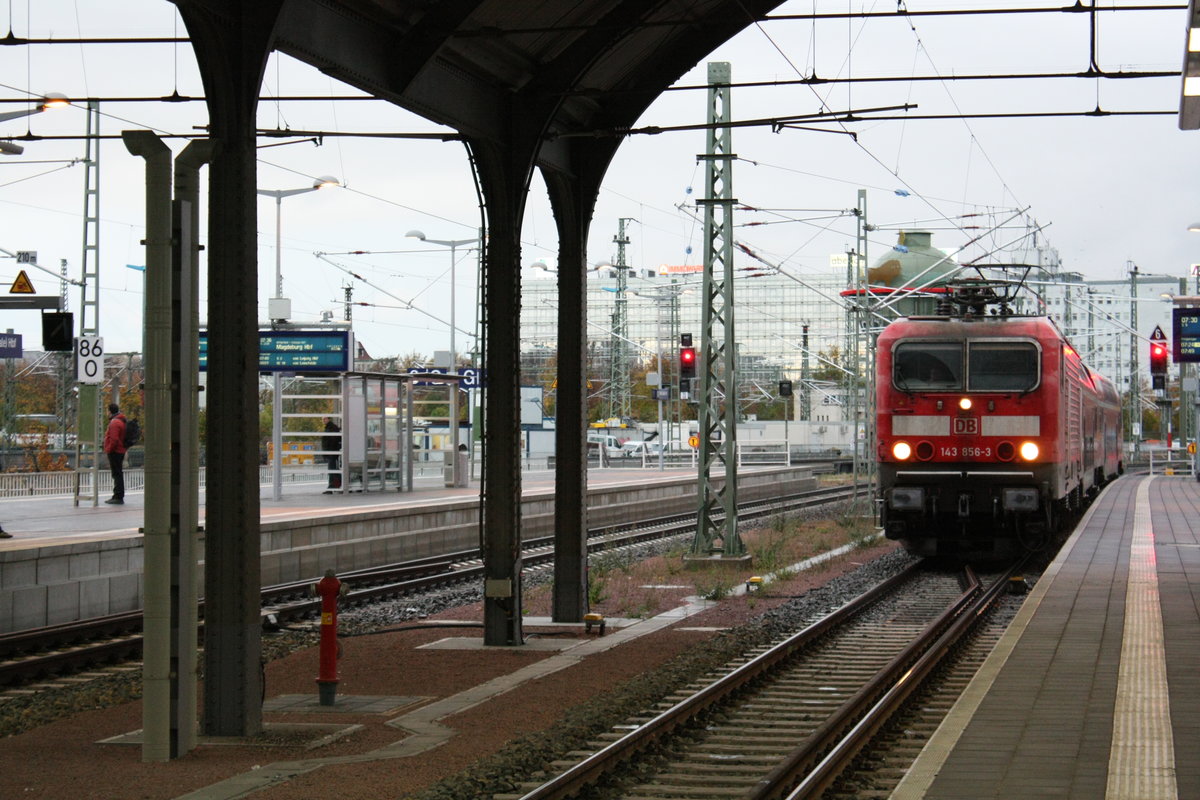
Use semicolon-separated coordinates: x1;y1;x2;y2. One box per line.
314;569;346;706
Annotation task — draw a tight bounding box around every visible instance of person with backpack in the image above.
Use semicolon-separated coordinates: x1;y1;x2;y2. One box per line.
103;403;129;505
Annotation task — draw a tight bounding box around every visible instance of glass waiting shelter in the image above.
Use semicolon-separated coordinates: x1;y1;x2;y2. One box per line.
339;371;468;493
280;370;469;493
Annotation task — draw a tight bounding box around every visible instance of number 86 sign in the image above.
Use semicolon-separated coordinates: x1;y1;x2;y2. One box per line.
76;336;104;384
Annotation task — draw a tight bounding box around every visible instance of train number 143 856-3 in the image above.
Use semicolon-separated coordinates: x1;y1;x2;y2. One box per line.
939;446;993;458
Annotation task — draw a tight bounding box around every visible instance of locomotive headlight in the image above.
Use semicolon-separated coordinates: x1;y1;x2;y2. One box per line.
1019;441;1040;461
958;397;972;411
892;441;913;461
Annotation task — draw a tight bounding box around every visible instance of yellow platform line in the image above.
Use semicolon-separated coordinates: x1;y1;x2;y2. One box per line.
1106;477;1177;799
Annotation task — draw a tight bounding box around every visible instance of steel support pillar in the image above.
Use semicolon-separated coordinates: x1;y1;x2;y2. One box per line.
545;169;594;623
171;140;211;755
692;61;743;559
852;188;876;516
608;218;633;420
471;138;527;646
122;131;176;761
76;100;102;508
120;135;210;762
176;0;278;736
1130;262;1140;455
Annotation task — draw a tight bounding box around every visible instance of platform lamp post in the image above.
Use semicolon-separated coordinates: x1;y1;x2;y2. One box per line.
406;230;478;486
0;93;69;155
257;176;340;501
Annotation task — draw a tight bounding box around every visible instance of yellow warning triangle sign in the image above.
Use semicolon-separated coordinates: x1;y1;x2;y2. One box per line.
9;270;35;294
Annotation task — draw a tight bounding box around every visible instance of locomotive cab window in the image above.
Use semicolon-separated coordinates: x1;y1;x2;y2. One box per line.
894;342;963;390
967;342;1039;392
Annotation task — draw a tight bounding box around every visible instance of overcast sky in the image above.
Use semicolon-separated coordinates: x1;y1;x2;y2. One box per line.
1;1;1196;361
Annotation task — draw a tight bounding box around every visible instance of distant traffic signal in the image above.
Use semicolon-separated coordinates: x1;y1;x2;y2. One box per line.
680;346;696;379
1150;340;1168;390
1150;341;1168;374
778;380;793;397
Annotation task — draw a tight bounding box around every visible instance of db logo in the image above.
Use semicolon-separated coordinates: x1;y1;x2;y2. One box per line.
953;418;979;435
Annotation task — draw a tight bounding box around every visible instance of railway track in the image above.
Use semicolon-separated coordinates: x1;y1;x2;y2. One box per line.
824;581;1022;800
501;558;1023;800
0;482;860;687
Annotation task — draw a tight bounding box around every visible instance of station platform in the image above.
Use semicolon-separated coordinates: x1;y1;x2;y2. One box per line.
0;464;818;632
895;474;1199;799
0;466;637;546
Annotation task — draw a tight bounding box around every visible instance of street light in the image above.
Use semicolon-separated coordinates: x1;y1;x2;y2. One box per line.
0;93;69;155
258;175;340;320
406;230;479;485
256;175;340;501
0;93;69;123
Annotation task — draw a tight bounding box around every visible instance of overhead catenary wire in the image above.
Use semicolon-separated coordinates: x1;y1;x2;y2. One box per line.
314;251;474;340
731;0;1053;262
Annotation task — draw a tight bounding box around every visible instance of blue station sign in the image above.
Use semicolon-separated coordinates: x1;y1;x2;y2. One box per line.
0;332;21;359
407;366;487;388
200;330;351;373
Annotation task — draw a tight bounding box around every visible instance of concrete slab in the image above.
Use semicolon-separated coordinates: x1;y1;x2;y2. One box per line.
522;615;642;628
98;722;363;750
263;694;426;715
417;635;581;651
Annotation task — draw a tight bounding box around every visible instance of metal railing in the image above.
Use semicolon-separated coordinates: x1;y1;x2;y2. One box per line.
0;465;325;499
1146;449;1197;477
0;443;826;498
0;459;476;499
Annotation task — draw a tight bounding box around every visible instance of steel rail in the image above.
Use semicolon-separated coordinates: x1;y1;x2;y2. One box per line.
745;566;982;800
513;561;925;800
777;559;1027;800
288;484;860;620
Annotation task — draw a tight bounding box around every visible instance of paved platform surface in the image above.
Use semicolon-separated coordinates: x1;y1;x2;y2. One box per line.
895;474;1200;799
0;465;698;548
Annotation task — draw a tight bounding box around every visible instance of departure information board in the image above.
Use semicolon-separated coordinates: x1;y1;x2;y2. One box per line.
1173;308;1200;363
199;330;351;372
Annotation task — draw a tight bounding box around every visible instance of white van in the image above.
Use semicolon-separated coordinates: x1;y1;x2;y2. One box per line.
619;440;662;458
586;433;623;458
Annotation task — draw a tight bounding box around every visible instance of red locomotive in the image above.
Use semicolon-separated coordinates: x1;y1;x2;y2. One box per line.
876;281;1123;558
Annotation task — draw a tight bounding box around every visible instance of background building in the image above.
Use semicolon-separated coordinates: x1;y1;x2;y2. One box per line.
520;262;851;428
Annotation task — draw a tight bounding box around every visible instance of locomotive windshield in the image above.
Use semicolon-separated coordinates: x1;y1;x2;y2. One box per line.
893;340;1039;392
968;342;1039;391
893;342;963;390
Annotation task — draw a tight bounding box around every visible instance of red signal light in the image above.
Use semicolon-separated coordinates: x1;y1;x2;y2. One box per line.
680;346;697;379
1150;341;1168;377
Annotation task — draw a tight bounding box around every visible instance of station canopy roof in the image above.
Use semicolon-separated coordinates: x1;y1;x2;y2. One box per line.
266;0;785;161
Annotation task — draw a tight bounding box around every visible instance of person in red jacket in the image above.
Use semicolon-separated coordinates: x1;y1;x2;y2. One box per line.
103;403;127;505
